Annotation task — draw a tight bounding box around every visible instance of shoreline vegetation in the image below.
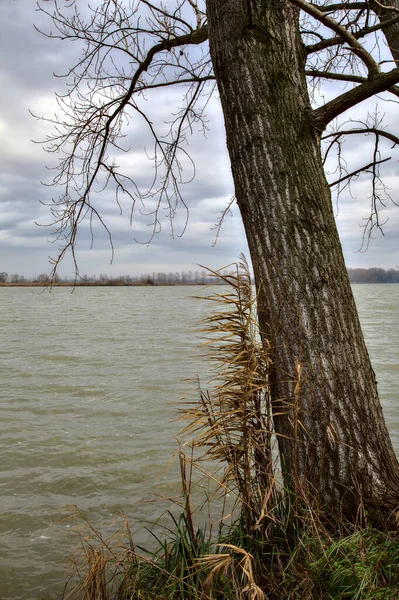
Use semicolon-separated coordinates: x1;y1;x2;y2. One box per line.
62;261;399;600
1;267;399;287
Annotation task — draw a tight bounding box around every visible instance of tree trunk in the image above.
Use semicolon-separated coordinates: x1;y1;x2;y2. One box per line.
206;0;399;526
371;0;399;65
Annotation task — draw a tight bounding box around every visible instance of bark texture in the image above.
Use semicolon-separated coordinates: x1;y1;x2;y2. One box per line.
371;0;399;65
206;0;399;525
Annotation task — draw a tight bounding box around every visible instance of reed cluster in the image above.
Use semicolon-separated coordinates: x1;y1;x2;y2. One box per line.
63;257;399;600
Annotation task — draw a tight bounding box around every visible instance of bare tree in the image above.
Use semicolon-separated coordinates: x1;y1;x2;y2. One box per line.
37;0;399;526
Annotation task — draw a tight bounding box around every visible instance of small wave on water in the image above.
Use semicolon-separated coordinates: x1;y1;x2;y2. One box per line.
0;284;398;599
0;286;209;599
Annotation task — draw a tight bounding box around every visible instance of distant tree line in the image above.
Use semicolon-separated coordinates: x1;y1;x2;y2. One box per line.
0;269;228;286
1;268;398;286
347;268;399;284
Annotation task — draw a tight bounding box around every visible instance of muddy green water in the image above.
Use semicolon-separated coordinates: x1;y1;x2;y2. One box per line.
0;285;398;599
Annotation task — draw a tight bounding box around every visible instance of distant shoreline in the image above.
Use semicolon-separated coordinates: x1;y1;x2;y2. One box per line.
1;280;399;288
1;267;398;286
0;281;217;287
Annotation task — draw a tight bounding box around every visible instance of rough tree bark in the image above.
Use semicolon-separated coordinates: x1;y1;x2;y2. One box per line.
371;0;399;64
206;0;399;525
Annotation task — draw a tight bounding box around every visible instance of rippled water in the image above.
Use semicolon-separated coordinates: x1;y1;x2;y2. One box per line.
0;284;398;599
352;285;399;451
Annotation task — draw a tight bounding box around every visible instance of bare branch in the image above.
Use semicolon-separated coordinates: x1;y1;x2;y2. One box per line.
321;110;399;250
292;0;380;75
35;1;211;274
139;0;196;31
358;126;399;249
314;66;399;129
211;196;236;247
371;0;399;13
306;71;399;99
305;13;399;55
37;0;399;279
313;2;368;11
329;155;391;185
306;69;366;82
135;74;215;91
322;126;399;145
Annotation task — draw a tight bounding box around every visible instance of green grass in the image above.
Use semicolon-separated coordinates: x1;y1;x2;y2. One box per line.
63;503;399;599
307;529;399;599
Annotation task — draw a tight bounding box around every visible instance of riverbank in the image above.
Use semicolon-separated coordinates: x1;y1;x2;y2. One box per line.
0;281;214;287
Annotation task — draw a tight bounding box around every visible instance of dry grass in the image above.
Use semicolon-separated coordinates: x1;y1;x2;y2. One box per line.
62;507;136;600
178;255;278;535
61;256;399;600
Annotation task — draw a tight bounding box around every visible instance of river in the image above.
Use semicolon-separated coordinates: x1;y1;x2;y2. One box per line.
0;284;398;599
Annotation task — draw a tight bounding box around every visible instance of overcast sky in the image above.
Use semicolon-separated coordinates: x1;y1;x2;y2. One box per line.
1;1;399;278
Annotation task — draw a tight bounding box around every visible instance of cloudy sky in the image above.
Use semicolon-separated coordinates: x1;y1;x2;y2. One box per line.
1;1;399;279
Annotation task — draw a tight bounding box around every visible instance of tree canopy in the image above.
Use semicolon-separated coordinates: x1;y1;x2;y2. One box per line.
36;0;399;272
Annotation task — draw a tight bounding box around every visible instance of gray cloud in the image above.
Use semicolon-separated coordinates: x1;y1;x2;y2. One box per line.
0;1;398;278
